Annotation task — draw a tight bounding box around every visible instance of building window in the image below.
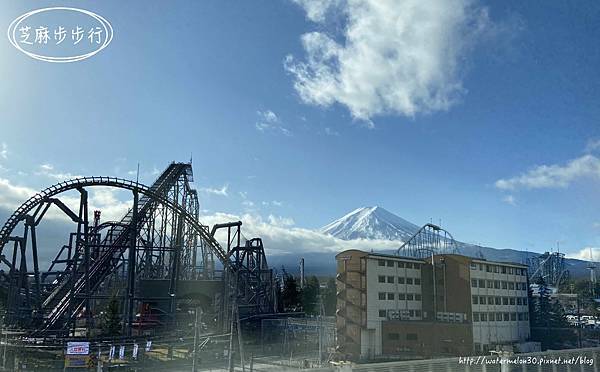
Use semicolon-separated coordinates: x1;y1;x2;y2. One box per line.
511;313;517;321
501;266;507;274
471;279;478;288
406;333;418;341
494;266;499;273
495;297;501;305
508;267;513;275
473;312;480;322
488;296;494;305
387;293;395;300
479;264;484;271
510;298;515;305
398;261;405;268
504;313;509;321
480;313;487;321
378;292;386;300
524;312;529;321
494;280;500;289
406;278;413;285
515;283;520;290
517;298;522;305
487;280;493;288
387;260;394;267
378;275;385;283
414;263;421;270
486;265;492;272
407;294;414;301
480;296;486;305
415;294;422;301
388;333;400;340
409;310;415;317
379;310;386;318
414;278;421;285
398;277;405;284
518;313;524;321
502;297;508;305
398;293;405;300
378;260;385;267
472;296;478;304
508;282;515;290
387;276;395;283
470;263;477;269
415;310;421;317
523;297;527;305
479;279;485;288
496;312;502;321
502;281;508;289
406;262;413;269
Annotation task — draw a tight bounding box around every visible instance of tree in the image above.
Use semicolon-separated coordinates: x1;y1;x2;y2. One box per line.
301;276;320;315
530;277;574;349
101;295;121;336
323;277;337;316
282;274;301;312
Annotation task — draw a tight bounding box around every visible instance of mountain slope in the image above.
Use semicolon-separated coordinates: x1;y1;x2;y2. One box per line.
320;206;419;241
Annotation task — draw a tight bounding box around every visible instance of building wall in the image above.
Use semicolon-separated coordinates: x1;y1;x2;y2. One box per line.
364;255;423;358
469;259;531;351
336;250;532;360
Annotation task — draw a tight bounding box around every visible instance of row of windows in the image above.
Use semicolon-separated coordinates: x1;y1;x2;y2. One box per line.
473;311;529;322
470;262;527;276
387;332;418;341
377;260;422;269
471;279;527;291
378;292;422;301
472;295;528;306
379;309;422;318
378;275;421;285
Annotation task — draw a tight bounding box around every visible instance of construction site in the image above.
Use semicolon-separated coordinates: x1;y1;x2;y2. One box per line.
0;162;335;371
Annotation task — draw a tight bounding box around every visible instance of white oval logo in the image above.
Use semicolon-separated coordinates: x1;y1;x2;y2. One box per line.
7;7;113;63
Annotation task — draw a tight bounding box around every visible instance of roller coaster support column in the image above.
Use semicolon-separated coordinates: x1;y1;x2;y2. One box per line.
125;190;139;337
26;216;42;314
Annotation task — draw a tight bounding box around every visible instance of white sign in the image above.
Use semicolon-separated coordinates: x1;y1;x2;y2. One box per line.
119;345;125;360
66;341;90;355
108;346;115;360
145;340;152;352
132;343;139;359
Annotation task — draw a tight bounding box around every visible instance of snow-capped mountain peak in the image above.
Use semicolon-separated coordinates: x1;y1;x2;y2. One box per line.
320;206;419;241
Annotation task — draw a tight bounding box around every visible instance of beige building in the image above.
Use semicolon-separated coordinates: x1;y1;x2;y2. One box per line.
336;250;530;360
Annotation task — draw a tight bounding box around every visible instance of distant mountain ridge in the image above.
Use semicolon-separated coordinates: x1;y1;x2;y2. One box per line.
319;206;591;278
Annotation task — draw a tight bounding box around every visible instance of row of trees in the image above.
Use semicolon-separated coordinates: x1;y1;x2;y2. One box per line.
280;274;336;316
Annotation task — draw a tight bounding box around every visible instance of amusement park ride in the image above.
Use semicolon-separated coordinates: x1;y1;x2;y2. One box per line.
0;162;277;338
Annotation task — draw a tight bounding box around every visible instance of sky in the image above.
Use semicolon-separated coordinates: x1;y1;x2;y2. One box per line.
0;0;599;264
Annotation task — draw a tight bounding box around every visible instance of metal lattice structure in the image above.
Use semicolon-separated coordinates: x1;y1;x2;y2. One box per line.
0;162;276;337
396;223;459;259
528;251;569;289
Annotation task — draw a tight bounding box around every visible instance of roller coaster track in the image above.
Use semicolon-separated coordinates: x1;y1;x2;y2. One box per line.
0;163;231;332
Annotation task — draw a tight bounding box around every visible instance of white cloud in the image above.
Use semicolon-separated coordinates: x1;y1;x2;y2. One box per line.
262;200;283;207
324;127;340;136
255;110;292;136
36;164;83;180
0;143;7;159
502;195;516;206
199;184;229;197
200;211;400;256
495;154;600;191
286;0;493;121
567;247;600;261
585;139;600;153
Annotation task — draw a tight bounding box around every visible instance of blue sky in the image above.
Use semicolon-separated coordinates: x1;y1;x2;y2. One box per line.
1;0;600;260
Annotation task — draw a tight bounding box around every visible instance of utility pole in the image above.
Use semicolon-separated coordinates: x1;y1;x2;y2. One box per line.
192;307;202;372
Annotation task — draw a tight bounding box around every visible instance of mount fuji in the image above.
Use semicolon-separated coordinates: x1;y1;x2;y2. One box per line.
318;206;591;278
320;206;419;241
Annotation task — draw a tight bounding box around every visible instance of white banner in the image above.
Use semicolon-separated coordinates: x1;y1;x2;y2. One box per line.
109;346;115;360
66;342;90;355
119;345;125;360
145;340;152;352
133;343;139;359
